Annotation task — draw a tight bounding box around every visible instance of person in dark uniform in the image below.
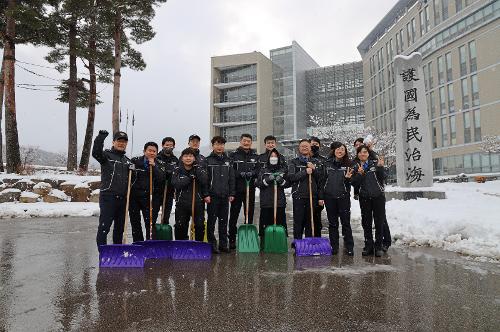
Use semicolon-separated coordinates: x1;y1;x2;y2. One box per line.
92;130;132;247
228;133;259;250
157;137;179;224
310;136;326;237
171;148;210;241
186;134;207;169
257;135;287;174
205;136;235;253
129;142;166;241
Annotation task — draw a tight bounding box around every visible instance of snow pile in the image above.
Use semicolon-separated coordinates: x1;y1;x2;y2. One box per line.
74;182;90;189
49;189;70;201
0;202;99;218
351;180;500;260
21;191;40;199
33;182;52;189
1;188;21;194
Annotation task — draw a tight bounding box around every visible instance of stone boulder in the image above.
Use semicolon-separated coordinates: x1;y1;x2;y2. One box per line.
33;178;64;189
20;191;40;203
87;180;101;191
0;188;22;203
43;189;69;203
2;177;20;186
33;182;52;197
89;189;100;203
72;183;90;202
13;179;36;191
60;182;77;197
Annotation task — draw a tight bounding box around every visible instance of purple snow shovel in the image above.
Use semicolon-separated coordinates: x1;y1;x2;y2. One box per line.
99;169;148;268
171;179;212;260
132;164;173;260
292;174;332;257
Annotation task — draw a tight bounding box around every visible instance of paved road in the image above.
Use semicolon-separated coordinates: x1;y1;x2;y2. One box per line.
0;217;499;331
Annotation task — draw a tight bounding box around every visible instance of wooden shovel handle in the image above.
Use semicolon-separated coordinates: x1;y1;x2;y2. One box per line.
123;169;132;244
309;173;315;237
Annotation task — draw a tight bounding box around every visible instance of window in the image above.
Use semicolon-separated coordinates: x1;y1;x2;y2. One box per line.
437;55;445;84
447;84;455;112
461;78;469;109
468;40;477;72
439;87;446;115
430;90;436;118
400;29;405;51
459;45;467;76
455;0;463;13
432;121;438;148
434;0;442;25
406;22;412;46
473;109;481;142
370;57;374;76
442;0;449;21
427;62;433;89
445;52;453;82
420;11;426;36
450;115;456;145
395;33;401;54
379;48;384;68
425;6;431;31
471;74;479;106
463;111;471;143
441;117;449;147
389;39;394;60
411;19;416;43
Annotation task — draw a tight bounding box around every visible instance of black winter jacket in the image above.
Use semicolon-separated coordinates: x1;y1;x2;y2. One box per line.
257;150;288;174
351;159;385;198
288;156;323;200
257;151;287;208
206;152;236;198
321;158;351;199
229;147;259;193
171;165;209;207
130;156;167;197
92;133;132;196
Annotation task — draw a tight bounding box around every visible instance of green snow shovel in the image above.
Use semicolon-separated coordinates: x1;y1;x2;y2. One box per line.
155;180;173;240
237;179;259;253
263;179;288;253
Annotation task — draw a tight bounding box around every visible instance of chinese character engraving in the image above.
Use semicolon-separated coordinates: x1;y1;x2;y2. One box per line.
406;166;424;183
406;127;423;143
404;107;421;121
405;147;422;162
400;68;419;81
404;88;418;102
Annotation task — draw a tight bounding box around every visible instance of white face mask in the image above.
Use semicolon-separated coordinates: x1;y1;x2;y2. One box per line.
269;157;279;165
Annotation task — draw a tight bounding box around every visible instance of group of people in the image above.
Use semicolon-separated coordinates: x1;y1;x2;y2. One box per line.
92;129;391;257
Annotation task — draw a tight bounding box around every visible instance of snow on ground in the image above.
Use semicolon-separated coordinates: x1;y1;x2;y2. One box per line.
0;202;99;218
351;180;500;260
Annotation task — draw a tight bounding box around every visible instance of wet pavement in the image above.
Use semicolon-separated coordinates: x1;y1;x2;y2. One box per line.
0;217;499;332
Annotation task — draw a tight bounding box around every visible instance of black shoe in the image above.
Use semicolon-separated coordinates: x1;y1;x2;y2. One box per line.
212;244;220;254
375;249;384;257
382;245;389;252
229;241;236;250
345;248;354;256
219;246;230;253
362;247;374;256
332;246;339;255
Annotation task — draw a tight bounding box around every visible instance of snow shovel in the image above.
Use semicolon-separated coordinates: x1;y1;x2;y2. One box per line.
155;180;173;240
293;174;331;257
263;179;288;253
99;169;147;268
237;179;259;253
134;164;171;260
174;178;212;260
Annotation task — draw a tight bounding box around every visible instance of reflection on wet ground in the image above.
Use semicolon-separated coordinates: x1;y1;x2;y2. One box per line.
0;217;499;331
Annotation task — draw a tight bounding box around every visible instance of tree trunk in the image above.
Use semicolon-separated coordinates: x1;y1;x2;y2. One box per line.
0;48;6;172
4;0;21;173
79;3;97;173
111;8;121;134
66;20;78;171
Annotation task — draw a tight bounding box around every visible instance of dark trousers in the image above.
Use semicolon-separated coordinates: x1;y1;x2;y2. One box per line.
96;193;126;246
324;195;354;250
383;216;392;248
359;195;386;250
174;202;205;241
159;189;175;224
259;207;287;237
129;194;161;242
313;205;323;237
292;198;315;239
228;189;255;243
207;196;229;248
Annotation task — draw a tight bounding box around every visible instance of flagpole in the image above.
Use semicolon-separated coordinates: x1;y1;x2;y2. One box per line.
131;111;135;157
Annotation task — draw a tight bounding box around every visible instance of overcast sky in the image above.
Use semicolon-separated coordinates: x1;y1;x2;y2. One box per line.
10;0;396;155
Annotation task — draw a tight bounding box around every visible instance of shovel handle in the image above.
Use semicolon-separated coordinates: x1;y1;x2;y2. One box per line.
309;173;315;237
273;181;277;226
245;180;250;225
190;179;196;240
160;181;168;224
123;169;132;244
149;164;153;240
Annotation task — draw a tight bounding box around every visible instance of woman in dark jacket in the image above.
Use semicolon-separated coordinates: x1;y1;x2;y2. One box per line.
351;145;386;257
321;142;354;255
256;149;288;238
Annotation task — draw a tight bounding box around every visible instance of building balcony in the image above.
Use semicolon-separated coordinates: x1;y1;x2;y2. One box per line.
213;100;257;109
213;80;257;90
212;120;257;128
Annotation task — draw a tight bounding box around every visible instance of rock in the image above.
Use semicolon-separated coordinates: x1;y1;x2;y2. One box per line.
2;177;20;186
20;192;40;203
89;189;100;203
0;188;22;203
34;178;64;189
43;189;69;203
60;182;76;196
33;182;52;197
13;179;36;191
72;183;90;202
87;180;101;191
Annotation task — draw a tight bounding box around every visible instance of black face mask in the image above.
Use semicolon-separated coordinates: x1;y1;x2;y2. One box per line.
163;148;173;154
311;145;319;153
